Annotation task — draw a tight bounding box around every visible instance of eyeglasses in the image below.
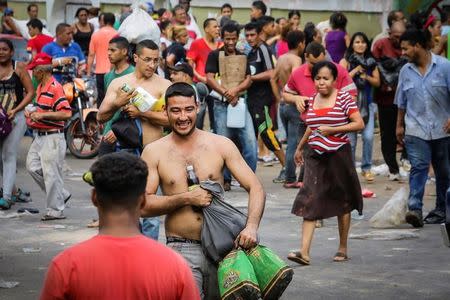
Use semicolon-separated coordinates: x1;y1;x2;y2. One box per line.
137;56;160;64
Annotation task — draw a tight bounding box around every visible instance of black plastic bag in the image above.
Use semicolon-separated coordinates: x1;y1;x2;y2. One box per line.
111;111;143;150
200;181;248;264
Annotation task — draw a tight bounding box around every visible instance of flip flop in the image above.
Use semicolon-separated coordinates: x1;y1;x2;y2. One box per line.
287;251;310;265
87;219;99;228
333;252;349;262
41;214;66;221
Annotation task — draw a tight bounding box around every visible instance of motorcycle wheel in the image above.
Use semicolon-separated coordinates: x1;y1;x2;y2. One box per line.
66;114;101;159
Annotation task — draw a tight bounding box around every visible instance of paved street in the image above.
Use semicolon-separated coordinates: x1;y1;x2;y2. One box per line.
0;135;449;300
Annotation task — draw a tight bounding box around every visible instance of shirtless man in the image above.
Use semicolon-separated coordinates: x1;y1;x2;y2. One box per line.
97;39;171;146
97;39;171;240
270;30;305;187
141;82;265;299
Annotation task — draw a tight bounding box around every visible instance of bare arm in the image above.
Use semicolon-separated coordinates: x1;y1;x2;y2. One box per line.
365;66;381;88
318;111;365;136
97;80;132;123
206;73;226;95
166;54;176;67
29;110;72;121
294;127;312;165
188;58;206;83
140;144;211;217
251;69;273;82
124;105;170;127
224;138;265;249
282;89;309;112
86;51;95;77
270;65;282;103
396;108;406;145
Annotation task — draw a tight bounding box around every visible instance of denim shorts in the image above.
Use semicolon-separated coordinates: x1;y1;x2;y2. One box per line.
167;239;219;300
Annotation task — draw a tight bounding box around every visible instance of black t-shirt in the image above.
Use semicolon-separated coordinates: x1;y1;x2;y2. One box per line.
247;42;274;106
205;47;250;77
166;42;186;65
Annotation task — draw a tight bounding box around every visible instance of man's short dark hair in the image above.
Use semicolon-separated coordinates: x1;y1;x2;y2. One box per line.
244;22;261;34
203;18;217;29
101;12;115;26
90;153;148;211
165;82;197;106
400;28;430;49
221;22;240;37
257;15;275;28
330;11;348;30
288;10;301;19
55;23;71;35
27;3;38;12
27;18;43;31
275;17;286;24
221;3;233;12
252;1;267;15
387;9;403;27
287;30;305;50
172;4;185;14
305;42;326;57
312;61;338;80
109;36;129;52
136;39;159;55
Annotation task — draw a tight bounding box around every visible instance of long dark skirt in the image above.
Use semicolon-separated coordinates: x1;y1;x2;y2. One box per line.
292;143;363;221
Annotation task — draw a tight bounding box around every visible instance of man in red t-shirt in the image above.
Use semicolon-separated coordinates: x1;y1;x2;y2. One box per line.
187;18;221;131
40;153;200;300
26;19;53;59
283;42;356;188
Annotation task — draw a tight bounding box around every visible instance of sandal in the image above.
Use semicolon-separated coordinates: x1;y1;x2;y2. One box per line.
87;219;99;228
333;252;349;262
0;198;12;210
41;214;66;221
287;251;310;265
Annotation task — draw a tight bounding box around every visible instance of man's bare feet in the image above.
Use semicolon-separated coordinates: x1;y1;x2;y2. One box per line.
333;249;349;262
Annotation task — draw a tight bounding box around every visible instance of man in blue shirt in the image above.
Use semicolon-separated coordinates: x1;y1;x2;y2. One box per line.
395;28;450;227
42;23;85;82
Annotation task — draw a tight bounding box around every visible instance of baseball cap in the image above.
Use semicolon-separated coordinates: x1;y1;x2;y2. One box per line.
27;53;53;70
167;62;194;78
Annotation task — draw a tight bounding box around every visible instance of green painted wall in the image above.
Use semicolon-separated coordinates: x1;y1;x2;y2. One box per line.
192;7;382;39
8;1;46;20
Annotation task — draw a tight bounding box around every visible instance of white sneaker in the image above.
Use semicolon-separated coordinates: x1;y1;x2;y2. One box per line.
262;155;274;167
388;173;400;181
401;159;411;172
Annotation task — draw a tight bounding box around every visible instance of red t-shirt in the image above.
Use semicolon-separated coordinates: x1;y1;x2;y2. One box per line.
27;34;54;54
40;235;200;300
187;38;222;81
285;62;356;120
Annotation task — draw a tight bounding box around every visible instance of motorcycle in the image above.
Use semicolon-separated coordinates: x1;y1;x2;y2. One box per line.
53;58;101;159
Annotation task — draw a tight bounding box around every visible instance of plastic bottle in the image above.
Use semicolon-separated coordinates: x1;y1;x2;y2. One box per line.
121;83;157;112
186;165;201;212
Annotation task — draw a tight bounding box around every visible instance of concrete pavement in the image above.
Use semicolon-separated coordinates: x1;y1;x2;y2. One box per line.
0;136;449;300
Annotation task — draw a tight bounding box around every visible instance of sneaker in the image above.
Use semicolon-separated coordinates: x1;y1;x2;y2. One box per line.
0;198;12;210
423;210;446;224
273;168;286;183
262;155;274;167
405;210;424;228
315;220;324;228
388;173;400;181
351;210;365;220
361;170;375;182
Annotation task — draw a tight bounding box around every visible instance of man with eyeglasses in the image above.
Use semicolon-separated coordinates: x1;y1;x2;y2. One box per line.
98;40;172;240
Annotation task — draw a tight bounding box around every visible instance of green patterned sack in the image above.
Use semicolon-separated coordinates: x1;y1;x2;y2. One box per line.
218;249;261;300
247;245;294;299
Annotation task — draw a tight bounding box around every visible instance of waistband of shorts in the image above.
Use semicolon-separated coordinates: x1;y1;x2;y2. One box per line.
166;236;201;245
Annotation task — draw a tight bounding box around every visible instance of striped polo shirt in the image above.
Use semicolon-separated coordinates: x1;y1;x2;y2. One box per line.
306;91;358;154
33;76;71;130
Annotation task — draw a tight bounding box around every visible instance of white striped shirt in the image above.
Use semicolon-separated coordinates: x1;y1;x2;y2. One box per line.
306;91;358;154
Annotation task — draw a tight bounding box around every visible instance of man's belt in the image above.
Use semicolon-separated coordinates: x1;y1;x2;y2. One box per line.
166;236;201;244
37;129;64;136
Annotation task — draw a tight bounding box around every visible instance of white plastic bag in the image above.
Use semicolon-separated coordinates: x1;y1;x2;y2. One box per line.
369;187;408;228
118;1;160;44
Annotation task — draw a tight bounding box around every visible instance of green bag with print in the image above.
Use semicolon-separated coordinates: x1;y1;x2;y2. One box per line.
217;249;260;300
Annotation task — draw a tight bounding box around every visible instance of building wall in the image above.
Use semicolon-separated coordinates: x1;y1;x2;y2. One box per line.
8;1;46;20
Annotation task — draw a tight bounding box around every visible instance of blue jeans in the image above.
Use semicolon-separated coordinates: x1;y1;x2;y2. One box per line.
214;99;257;182
349;102;375;171
280;103;301;183
404;135;450;213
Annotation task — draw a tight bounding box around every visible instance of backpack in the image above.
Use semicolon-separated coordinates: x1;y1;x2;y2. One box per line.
0;105;12;138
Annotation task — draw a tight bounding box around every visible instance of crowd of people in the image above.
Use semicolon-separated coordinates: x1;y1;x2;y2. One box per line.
0;1;449;299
